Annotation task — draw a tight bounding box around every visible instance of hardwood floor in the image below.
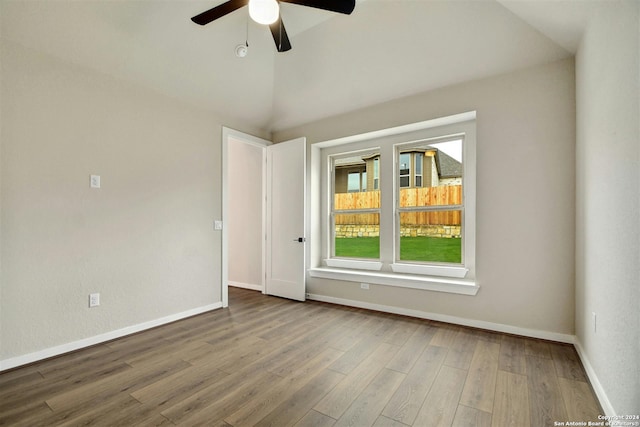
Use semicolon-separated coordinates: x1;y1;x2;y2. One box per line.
0;287;603;426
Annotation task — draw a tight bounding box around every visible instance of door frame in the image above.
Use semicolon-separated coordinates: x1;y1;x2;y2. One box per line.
221;127;271;307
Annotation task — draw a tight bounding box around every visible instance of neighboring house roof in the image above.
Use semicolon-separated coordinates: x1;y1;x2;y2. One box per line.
335;148;462;179
428;147;462;179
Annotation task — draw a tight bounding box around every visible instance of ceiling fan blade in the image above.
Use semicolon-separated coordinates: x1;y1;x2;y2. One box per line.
191;0;248;25
280;0;355;15
269;17;292;52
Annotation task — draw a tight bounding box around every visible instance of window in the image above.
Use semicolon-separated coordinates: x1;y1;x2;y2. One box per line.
347;171;360;192
373;158;379;190
399;153;411;187
313;113;477;294
331;151;380;260
415;153;423;187
396;139;463;265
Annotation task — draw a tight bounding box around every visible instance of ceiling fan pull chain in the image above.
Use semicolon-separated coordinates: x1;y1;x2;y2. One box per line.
245;14;250;48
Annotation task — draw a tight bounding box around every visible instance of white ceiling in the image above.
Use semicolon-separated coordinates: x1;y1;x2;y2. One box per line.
1;0;595;133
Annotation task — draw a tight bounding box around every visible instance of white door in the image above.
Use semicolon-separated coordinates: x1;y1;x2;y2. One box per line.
266;137;306;301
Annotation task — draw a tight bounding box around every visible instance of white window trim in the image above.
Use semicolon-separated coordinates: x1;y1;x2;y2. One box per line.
325;258;383;271
310;112;477;295
390;263;469;278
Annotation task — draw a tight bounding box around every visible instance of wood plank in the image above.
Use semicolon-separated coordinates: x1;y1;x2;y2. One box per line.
130;360;229;409
429;323;460;348
459;340;500;413
385;323;436;373
328;333;387;375
333;368;405;427
253;369;345;427
526;355;568;426
373;415;410;427
498;335;527;375
314;342;399;419
445;329;479;370
0;401;53;427
45;358;191;411
558;377;602;421
160;368;281;425
56;395;142;427
452;405;492;427
223;348;344;426
550;344;587;382
382;318;419;347
524;339;552;359
0;361;132;413
329;313;383;352
413;365;467;427
491;371;530;427
381;345;447;425
294;410;336;427
262;317;356;378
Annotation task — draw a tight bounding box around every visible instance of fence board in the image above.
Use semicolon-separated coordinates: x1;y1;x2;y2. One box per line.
335;185;461;225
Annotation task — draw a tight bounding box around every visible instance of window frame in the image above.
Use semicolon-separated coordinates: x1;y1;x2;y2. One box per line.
329;149;382;269
415;152;423;187
399;152;411;188
393;135;465;273
310;112;477;295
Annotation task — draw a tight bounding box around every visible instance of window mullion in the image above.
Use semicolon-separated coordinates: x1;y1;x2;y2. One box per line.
398;204;463;213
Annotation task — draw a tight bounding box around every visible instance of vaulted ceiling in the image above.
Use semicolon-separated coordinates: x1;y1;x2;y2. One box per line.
1;0;595;133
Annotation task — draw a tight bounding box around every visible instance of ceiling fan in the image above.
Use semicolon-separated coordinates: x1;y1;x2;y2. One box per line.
191;0;356;52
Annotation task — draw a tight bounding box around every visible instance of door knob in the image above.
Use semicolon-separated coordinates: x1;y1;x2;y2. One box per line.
293;237;306;242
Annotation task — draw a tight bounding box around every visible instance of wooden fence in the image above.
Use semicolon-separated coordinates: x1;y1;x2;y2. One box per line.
334;185;461;226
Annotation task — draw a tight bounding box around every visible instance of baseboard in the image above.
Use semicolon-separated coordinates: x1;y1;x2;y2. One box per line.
306;293;575;344
0;302;223;372
228;281;263;292
573;339;615;416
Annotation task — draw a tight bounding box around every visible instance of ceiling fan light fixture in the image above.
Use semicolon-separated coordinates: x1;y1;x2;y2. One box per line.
248;0;279;25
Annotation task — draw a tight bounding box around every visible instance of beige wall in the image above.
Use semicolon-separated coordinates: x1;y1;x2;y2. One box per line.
575;1;639;414
275;58;576;336
0;40;248;363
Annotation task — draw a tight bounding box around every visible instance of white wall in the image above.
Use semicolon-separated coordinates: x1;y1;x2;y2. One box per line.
228;139;264;289
575;1;639;415
275;58;576;338
0;40;262;366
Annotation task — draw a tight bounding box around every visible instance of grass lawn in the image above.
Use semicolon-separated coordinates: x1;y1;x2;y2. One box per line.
335;236;461;263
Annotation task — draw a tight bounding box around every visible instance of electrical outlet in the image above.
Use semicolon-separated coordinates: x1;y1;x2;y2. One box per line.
360;283;370;290
592;312;597;333
89;293;100;308
214;220;223;230
90;175;101;189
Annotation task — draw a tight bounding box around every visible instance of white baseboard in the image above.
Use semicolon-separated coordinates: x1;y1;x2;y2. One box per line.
306;293;575;344
573;339;615;416
0;303;223;372
228;281;263;292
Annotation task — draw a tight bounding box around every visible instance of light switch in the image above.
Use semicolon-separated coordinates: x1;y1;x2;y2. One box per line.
90;175;101;188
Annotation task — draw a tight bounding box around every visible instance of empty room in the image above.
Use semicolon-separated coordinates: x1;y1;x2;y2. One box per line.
0;0;638;426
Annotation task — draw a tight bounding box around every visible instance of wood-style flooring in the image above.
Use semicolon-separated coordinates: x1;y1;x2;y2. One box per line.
0;287;603;426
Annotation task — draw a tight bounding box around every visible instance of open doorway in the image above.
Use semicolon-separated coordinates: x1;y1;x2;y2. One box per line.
221;128;270;307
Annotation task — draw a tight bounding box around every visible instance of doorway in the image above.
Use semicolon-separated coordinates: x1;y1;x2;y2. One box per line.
222;127;270;307
222;128;308;306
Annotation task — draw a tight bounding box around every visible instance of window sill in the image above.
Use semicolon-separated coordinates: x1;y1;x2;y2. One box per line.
391;263;469;278
308;267;479;296
325;258;383;271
